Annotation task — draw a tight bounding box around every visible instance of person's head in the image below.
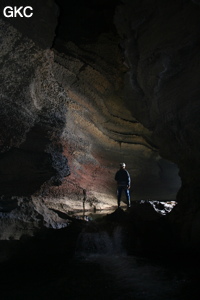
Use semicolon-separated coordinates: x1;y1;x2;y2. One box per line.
120;162;126;169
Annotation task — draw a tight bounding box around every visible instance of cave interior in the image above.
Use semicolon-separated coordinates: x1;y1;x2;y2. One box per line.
0;0;200;299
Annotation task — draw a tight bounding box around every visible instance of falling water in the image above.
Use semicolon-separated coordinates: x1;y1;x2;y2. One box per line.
75;226;125;257
75;224;190;300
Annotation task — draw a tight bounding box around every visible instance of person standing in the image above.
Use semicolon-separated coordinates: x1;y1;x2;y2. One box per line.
115;163;131;208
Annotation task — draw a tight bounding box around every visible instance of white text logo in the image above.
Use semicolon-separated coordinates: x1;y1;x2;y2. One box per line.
3;6;33;18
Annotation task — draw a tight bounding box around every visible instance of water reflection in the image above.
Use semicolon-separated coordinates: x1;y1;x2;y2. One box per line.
68;208;115;221
68;199;177;221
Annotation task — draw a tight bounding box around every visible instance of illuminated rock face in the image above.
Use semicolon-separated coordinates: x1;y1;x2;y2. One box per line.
47;0;182;209
48;44;180;210
0;0;199;227
0;0;184;212
0;19;69;197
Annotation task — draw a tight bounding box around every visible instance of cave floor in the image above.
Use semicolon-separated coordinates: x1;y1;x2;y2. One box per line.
0;230;200;300
0;204;199;300
0;251;199;300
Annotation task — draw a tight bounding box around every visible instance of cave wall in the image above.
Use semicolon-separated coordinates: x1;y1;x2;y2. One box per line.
114;0;200;205
48;44;180;209
114;0;200;248
47;0;181;209
1;0;199;247
0;19;69;197
0;5;71;236
0;0;181;215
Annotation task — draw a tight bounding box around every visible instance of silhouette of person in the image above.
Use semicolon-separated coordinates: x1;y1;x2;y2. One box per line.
115;163;131;208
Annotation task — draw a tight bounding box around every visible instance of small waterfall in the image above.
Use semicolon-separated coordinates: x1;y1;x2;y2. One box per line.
74;224;187;300
75;225;125;257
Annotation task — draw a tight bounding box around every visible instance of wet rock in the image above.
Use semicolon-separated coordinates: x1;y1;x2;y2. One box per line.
0;197;69;240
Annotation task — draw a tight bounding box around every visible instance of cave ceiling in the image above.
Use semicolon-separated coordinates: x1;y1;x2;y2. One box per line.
1;0;200;210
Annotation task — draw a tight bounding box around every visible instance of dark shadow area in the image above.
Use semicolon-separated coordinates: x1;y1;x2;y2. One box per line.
0;205;200;299
0;0;58;48
54;0;119;48
0;121;70;196
0;148;54;196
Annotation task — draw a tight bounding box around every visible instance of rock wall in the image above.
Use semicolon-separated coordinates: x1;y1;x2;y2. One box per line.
115;0;200;193
114;0;200;249
0;19;69;197
0;1;181;206
47;0;181;210
1;0;199;248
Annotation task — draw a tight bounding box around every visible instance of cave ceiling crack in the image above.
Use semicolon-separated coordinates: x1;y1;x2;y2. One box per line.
108;112;139;124
113;139;159;152
107;129;158;151
53;46;119;79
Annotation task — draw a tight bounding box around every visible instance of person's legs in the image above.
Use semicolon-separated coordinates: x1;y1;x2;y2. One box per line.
117;186;122;207
125;188;131;207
